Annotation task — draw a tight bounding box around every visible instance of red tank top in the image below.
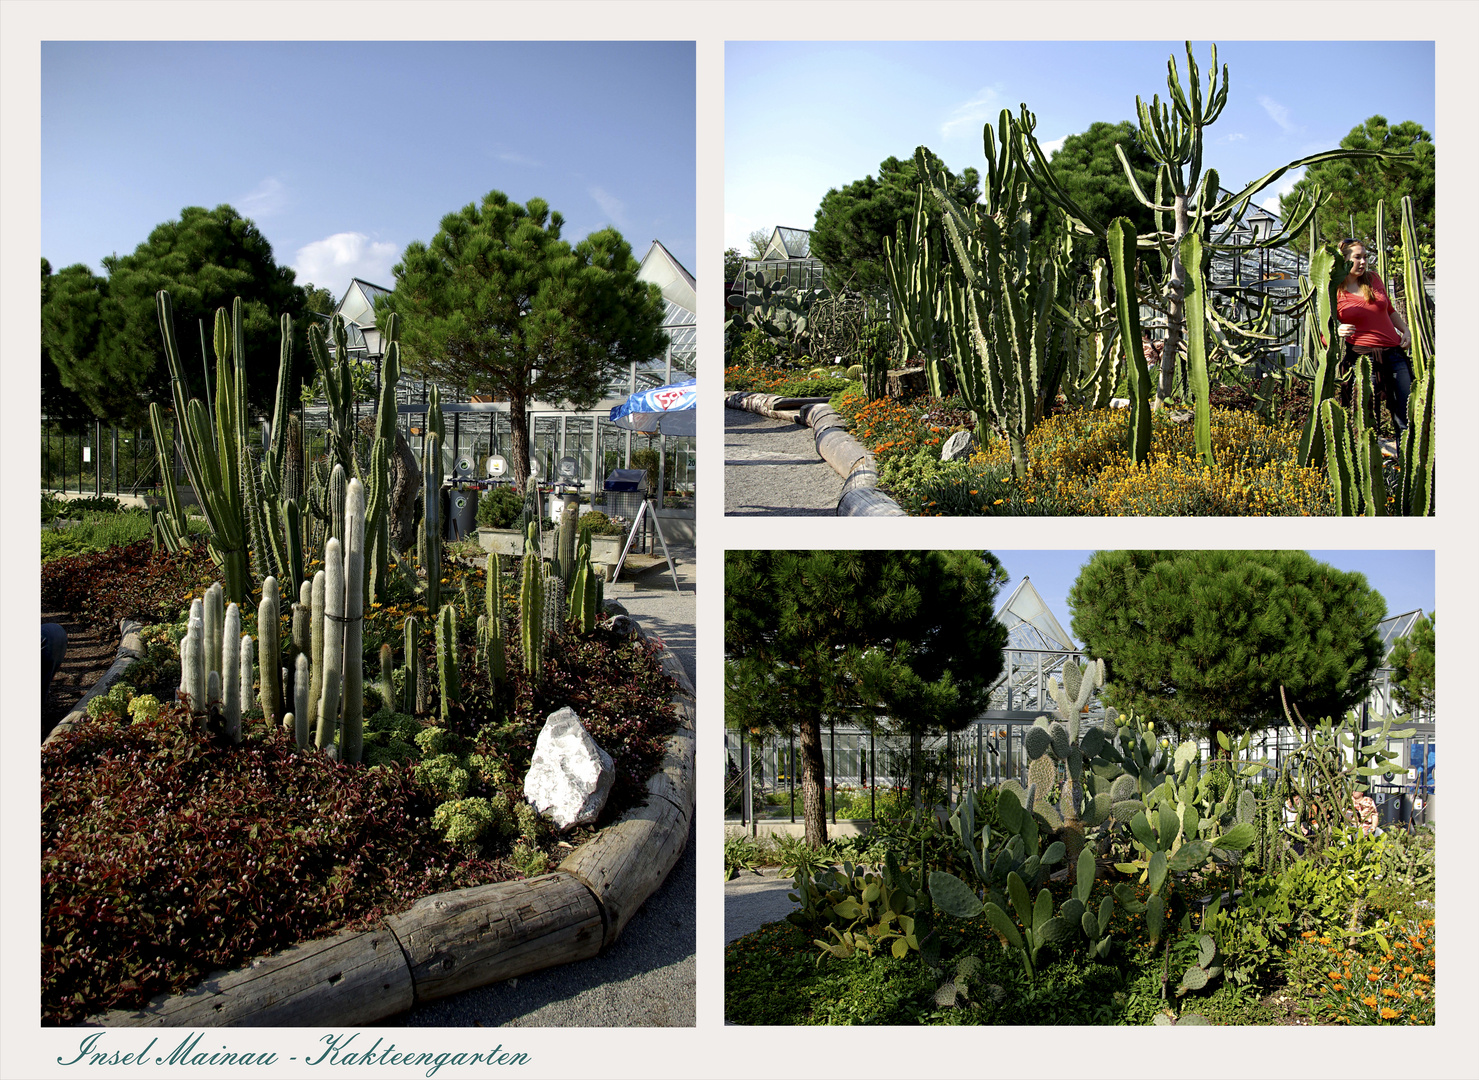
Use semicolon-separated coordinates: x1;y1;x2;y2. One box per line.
1334;274;1401;349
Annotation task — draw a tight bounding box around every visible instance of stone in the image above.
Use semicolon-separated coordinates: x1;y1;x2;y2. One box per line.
940;429;977;463
606;614;634;636
523;707;615;831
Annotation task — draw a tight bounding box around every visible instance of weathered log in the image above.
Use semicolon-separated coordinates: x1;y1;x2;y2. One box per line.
384;875;604;1002
838;469;907;517
90;927;412;1028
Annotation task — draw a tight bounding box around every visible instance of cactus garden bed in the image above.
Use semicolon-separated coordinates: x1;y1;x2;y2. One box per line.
40;538;682;1026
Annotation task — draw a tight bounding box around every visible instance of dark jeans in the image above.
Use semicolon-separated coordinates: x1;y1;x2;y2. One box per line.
1339;345;1413;435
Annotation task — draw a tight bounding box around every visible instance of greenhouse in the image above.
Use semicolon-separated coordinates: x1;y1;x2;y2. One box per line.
725;577;1435;830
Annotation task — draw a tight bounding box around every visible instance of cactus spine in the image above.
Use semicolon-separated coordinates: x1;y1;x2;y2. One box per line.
436;603;460;721
520;521;543;683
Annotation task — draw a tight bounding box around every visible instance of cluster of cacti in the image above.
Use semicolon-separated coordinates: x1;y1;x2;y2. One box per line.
733;269;830;360
301;478;368;761
855;319;892;401
566;530;600;635
306;315;361;477
1016;657;1118;859
932;782;1065;923
916;129;1076;480
881;185;949;398
175;581;253;742
150;295;253;602
798;849;933;963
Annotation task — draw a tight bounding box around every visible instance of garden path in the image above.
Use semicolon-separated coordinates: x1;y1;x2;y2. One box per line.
724;407;840;516
724;868;798;944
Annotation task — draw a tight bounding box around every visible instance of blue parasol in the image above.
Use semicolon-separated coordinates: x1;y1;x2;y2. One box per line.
608;378;696;436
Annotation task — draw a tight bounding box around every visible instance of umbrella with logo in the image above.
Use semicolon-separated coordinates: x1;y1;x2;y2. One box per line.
608;377;696;436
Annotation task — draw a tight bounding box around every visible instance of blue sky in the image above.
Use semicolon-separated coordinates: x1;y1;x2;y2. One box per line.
993;549;1436;648
41;41;696;300
726;40;1436;250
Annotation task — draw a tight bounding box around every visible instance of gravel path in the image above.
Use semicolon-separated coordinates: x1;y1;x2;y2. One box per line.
724;407;841;516
724;868;800;944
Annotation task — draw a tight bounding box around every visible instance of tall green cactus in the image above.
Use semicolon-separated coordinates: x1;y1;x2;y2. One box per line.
882;185;949;398
341;479;367;763
1106;219;1154;463
918;132;1074;480
154;292;251;603
1296;244;1351;469
1320;353;1387;516
421;432;442;614
520;521;544;684
1399;369;1434;516
306;315;360;478
554;499;579;581
401;613;420;714
222;602;243;742
436;602;460;721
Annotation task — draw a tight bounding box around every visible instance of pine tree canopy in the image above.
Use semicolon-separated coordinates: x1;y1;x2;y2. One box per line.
1067;550;1386;739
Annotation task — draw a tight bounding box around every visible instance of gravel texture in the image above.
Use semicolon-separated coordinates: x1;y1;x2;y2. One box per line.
724;868;800;944
724;407;841;516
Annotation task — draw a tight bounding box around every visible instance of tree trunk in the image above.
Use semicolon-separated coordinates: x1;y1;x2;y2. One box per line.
510;392;531;493
1158;194;1191;401
798;713;829;847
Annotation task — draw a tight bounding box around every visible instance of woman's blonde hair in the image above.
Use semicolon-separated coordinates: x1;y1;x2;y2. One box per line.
1339;238;1375;303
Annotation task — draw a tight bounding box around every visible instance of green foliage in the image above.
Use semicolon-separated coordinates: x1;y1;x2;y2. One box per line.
380;191;666;491
1281;116;1435;256
1068;550;1386;741
810;152;980;292
724;833;764;881
726;551;1009;846
575;510;624;537
431;797;497;851
509;839;549;878
1021;120;1160;265
42;205;311;426
1388;612;1434;717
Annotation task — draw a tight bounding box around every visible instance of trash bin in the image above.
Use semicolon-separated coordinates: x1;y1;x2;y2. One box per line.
444;486;479;542
603;469;649;550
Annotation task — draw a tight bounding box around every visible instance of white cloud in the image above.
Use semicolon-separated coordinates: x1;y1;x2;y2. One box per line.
291;233;401;295
1257;95;1297;135
588;186;629;230
496;150;541;167
1036;135;1068;159
1259;169;1304;216
1225;132;1247;142
940;86;1004;140
238;176;287;218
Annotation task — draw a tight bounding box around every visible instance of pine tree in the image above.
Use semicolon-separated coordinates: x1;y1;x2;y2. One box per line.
1389;611;1435;719
1067;550;1386;744
725;550;1008;847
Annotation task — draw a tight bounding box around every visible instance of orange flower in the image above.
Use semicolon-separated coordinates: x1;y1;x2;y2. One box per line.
1362;995;1379;1008
1382;988;1399;998
1302;930;1317;940
1379;1007;1400;1020
1415;974;1431;983
1366;974;1380;983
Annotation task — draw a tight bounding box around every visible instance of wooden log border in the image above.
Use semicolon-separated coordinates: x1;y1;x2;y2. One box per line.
69;609;694;1027
724;391;906;517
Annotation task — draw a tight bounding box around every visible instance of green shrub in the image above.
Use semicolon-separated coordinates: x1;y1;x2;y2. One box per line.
577;510;624;537
475;486;526;529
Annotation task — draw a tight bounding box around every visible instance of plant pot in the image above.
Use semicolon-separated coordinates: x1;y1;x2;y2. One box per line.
477;527;555;558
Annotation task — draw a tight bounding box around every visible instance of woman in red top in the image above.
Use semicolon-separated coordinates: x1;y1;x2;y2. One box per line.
1334;238;1415;435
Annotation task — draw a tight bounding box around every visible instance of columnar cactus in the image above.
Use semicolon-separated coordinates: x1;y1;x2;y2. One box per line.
554;500;579;581
306;315;360;477
1320;353;1387;517
882;185;948;398
402;613;420;714
222;602;242;741
436;602;460;721
340;478;367;764
316;538;345;752
377;644;395;710
421;432;442;615
204;582;224;693
294;653;311;749
180;599;206;712
329;463;348;549
520;521;543;683
238;632;255;719
309;569;327;736
257;576;282;725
